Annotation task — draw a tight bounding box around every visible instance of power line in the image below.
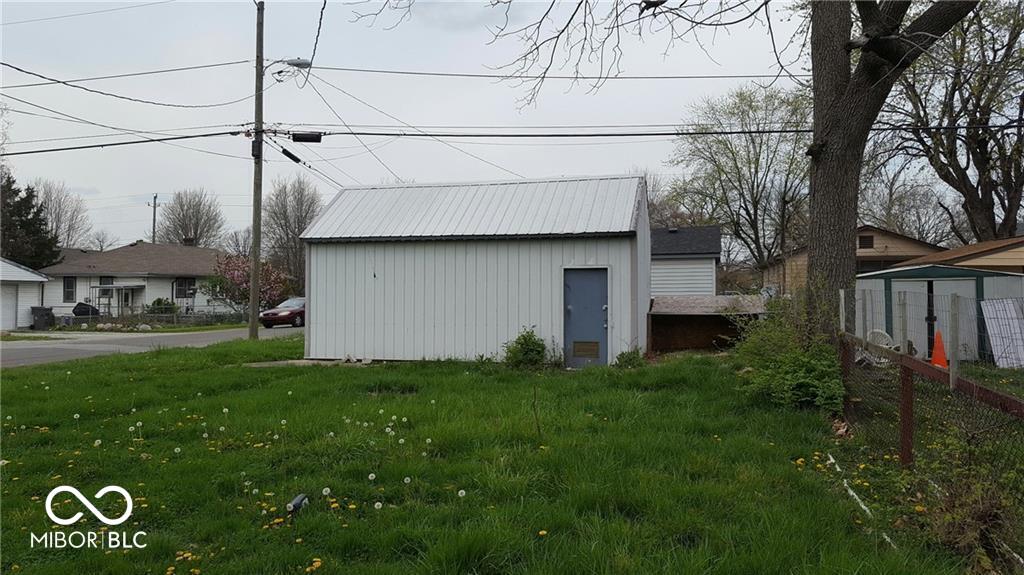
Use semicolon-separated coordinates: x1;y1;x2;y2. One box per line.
1;60;251;89
1;62;269;109
306;79;403;182
312;64;812;81
0;93;251;159
2;0;174;26
296;141;362;185
273;122;1022;139
310;73;525;178
296;1;328;90
5;122;251;145
264;135;347;190
0;131;243;156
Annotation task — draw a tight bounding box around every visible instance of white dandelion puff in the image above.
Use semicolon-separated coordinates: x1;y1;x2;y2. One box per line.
368;473;376;481
398;438;405;445
403;477;411;484
322;487;331;496
374;502;382;510
458;490;466;498
174;447;181;454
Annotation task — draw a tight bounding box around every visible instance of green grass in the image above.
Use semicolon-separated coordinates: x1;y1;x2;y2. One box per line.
0;338;961;574
961;362;1024;399
0;334;67;342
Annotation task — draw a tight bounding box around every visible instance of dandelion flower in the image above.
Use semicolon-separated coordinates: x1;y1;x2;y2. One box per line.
136;421;142;427
368;473;376;481
401;417;407;423
322;487;331;496
174;447;181;454
457;490;466;497
223;408;229;414
378;409;384;415
425;438;432;444
430;400;436;404
374;502;382;510
385;427;392;434
538;530;548;537
202;433;209;439
328;432;335;438
66;371;72;376
129;426;135;432
288;391;293;396
252;488;259;495
398;438;405;445
219;426;225;432
93;439;102;447
281;420;287;426
73;414;80;420
421;452;427;457
403;477;411;484
273;434;279;440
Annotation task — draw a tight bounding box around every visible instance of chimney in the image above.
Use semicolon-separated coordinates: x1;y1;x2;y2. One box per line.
181;237;197;247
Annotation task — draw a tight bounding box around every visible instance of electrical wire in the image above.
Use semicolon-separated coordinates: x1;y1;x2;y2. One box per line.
296;1;328;89
1;60;251;89
310;73;525;178
0;93;252;159
306;80;403;182
0;131;243;156
1;62;271;109
2;0;174;26
5;122;252;145
312;64;812;81
296;141;362;185
264;135;347;190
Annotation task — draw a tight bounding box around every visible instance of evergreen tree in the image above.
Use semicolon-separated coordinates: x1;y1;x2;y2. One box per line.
1;168;61;269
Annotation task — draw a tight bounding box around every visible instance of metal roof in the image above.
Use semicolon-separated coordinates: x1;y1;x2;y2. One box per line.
0;257;49;282
301;176;645;242
857;264;1024;279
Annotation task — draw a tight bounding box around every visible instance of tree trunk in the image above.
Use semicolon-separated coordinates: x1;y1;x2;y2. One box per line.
805;0;980;337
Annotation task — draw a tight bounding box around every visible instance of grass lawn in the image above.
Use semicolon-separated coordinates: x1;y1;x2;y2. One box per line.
961;362;1024;399
0;337;961;574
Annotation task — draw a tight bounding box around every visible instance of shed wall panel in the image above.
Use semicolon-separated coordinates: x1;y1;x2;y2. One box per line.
307;237;639;362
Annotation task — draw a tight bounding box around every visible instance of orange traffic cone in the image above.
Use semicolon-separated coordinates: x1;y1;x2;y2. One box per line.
931;330;949;368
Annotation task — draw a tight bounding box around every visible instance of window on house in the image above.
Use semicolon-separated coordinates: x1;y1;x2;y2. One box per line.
858;235;874;249
99;276;114;298
63;277;77;303
174;277;197;299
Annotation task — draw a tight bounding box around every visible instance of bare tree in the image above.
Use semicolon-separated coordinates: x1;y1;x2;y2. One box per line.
264;175;323;293
858;153;960;246
88;229;119;251
671;85;811;271
222;227;253;258
882;1;1023;242
358;0;979;333
34;179;92;248
156;188;226;247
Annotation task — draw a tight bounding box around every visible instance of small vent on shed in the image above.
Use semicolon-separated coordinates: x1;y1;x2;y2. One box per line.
572;341;600;358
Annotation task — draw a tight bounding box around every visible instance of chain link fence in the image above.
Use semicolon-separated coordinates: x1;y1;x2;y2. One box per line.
838;289;1024;569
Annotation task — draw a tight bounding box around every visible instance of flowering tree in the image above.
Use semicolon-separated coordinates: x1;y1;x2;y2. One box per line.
201;255;289;312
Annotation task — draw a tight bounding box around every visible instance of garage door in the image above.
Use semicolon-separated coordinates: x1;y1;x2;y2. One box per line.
1;284;17;331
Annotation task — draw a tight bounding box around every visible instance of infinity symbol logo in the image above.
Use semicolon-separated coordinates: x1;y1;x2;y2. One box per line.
44;485;133;526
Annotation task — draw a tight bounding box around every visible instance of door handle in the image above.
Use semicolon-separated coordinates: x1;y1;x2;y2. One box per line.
602;304;608;311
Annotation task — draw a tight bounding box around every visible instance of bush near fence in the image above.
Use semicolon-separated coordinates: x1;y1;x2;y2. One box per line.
53;305;247;329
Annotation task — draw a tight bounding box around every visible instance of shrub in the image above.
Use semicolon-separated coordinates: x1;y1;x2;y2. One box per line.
146;297;178;314
732;296;806;369
614;348;645;369
743;343;843;413
503;327;547;369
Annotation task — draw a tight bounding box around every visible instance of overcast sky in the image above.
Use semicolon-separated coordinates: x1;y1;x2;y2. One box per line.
2;1;803;245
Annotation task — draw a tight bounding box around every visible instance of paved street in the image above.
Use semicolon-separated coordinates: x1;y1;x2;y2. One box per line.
0;326;304;368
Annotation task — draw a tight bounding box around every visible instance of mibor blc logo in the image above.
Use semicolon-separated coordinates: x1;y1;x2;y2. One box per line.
31;485;147;549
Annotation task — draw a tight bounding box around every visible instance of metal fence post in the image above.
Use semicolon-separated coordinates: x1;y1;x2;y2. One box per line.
949;293;959;391
899;363;915;468
859;289;867;340
898;291;908;355
839;289;846;334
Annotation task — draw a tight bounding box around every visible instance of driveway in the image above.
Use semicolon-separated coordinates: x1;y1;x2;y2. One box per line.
0;326;304;368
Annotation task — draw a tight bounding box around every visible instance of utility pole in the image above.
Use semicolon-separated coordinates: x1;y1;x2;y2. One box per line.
146;193;161;243
248;0;265;340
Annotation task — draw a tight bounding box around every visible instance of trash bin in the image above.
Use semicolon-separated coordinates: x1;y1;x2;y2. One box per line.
30;306;54;330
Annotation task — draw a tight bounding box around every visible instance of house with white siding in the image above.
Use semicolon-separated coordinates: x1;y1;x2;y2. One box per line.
1;257;49;330
650;226;721;296
37;241;231;317
301;176;651;367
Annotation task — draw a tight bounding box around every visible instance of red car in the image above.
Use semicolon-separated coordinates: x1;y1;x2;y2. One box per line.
259;297;306;328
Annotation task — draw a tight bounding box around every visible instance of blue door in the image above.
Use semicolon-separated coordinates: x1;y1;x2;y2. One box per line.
563;268;608;368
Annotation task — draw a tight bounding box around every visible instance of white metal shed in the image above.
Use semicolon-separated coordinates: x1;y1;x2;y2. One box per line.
0;257;49;330
301;176;651;367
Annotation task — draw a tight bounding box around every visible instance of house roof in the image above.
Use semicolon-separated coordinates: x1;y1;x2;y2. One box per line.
901;236;1024;267
649;295;766;316
768;225;945;265
301;175;646;242
857;264;1023;280
651;226;721;257
38;241;224;277
0;257;49;282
